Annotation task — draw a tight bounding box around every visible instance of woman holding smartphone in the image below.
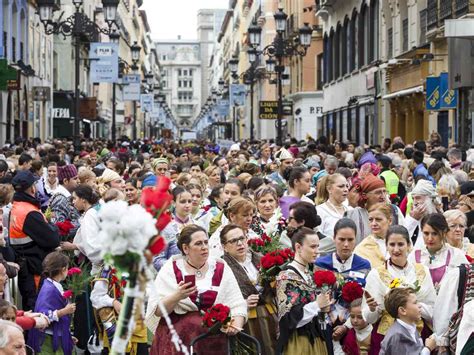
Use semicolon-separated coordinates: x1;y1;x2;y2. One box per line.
146;225;247;354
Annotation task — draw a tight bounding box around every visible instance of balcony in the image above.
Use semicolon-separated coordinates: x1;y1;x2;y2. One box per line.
439;0;453;21
455;0;469;17
427;0;438;31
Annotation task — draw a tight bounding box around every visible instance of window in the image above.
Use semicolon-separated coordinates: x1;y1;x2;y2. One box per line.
335;25;341;79
178;80;182;88
342;19;348;76
189;69;193;76
183;69;187;76
323;35;328;84
388;28;393;58
162;54;167;60
358;5;367;68
440;0;452;21
178;69;182;76
189;81;193;88
402;18;408;52
162;81;167;88
427;0;438;30
350;11;357;71
329;29;334;81
183;81;187;87
317;53;323;90
420;10;427;45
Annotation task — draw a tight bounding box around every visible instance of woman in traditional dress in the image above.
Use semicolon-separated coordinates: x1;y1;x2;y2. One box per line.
209;197;257;258
153;186;196;272
250;185;285;240
408;213;468;292
146;225;247;355
362;225;436;354
276;227;332;354
354;203;392;269
443;209;474;259
316;173;352;253
220;224;277;354
315;218;371;287
186;183;206;220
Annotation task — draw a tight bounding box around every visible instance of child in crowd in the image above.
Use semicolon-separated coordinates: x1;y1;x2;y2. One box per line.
341;298;376;355
380;288;437;355
28;251;76;355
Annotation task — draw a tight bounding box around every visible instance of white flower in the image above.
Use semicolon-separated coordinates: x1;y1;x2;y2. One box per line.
97;201;157;257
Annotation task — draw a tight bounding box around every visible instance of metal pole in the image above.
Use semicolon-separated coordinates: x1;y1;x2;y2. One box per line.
277;57;283;147
250;81;254;142
73;19;81;151
112;82;116;142
133;100;137;140
232;105;236;141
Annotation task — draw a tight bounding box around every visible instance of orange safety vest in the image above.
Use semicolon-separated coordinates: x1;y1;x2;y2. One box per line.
9;201;42;245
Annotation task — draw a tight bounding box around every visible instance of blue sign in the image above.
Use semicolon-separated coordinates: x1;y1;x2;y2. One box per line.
122;74;141;101
230;84;246;106
439;72;458;109
140;94;154;112
426;76;441;110
89;43;118;83
217;99;230;118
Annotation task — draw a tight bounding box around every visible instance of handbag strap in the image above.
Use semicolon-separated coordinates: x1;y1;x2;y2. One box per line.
457;264;468;310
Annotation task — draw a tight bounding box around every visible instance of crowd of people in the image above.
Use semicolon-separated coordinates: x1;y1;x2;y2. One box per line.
0;135;473;355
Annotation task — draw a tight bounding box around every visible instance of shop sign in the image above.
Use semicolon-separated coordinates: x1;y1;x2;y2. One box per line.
426;76;440;110
0;59;18;91
259;100;293;119
439;72;458;109
79;97;97;120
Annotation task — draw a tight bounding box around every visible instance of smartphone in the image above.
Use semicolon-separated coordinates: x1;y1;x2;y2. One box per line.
184;275;196;288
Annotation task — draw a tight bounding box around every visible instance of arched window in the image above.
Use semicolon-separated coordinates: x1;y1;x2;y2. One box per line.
329;28;335;81
342;17;349;75
323;34;329;83
358;5;366;68
335;24;341;79
350;10;358;71
369;0;378;62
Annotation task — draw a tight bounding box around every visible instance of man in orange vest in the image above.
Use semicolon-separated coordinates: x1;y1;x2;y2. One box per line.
9;170;60;310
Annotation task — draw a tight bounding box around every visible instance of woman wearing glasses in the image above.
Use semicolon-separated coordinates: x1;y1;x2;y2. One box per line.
443;209;474;259
146;225;246;354
220;224;277;355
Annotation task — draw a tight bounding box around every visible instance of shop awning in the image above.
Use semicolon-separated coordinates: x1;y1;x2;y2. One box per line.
382;85;424;100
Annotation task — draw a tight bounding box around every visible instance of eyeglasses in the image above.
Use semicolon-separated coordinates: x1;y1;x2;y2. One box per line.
225;236;247;245
449;224;467;230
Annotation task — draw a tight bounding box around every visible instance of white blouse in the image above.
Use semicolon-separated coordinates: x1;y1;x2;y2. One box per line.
362;262;436;325
316;202;352;242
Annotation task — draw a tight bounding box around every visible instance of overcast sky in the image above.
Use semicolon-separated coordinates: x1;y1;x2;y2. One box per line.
141;0;228;40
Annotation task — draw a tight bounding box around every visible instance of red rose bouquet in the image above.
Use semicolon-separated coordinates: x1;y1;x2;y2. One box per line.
341;281;364;304
247;233;276;254
313;270;337;291
258;248;294;285
64;264;93;301
202;304;231;332
56;220;74;239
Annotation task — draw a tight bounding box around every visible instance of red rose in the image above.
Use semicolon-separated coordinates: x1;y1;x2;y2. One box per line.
313;270;337;288
63;290;74;299
274;255;284;265
67;267;82;277
341;281;364;303
56;220;74;237
149;235;167;255
156;211;172;231
141;189;172;212
156;176;172;193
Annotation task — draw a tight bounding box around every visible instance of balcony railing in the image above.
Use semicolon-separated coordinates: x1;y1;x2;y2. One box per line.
427;0;438;30
440;0;453;21
455;0;469;17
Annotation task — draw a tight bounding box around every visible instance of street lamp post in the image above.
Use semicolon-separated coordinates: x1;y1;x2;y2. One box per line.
130;42;141;140
246;10;313;146
36;0;119;151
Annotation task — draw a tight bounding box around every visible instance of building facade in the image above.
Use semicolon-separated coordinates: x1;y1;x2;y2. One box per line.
155;39;202;128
